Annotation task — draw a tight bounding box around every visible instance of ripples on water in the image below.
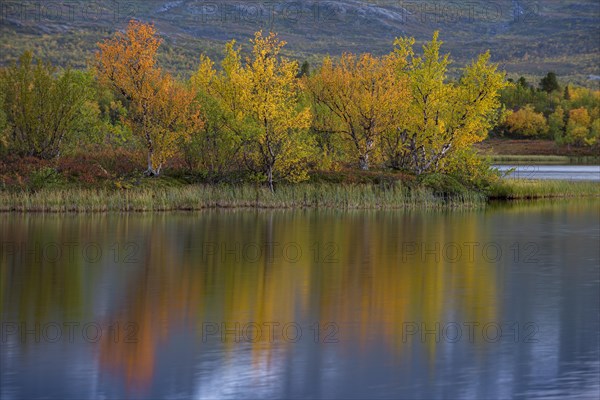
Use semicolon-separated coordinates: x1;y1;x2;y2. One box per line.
1;200;599;399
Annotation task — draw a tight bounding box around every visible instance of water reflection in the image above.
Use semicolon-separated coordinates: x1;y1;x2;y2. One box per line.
1;201;599;399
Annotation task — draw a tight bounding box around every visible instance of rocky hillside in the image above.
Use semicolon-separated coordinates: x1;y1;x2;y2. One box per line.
1;0;599;84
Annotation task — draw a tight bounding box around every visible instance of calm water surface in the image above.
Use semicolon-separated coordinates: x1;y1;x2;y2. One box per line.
494;165;600;181
1;200;599;399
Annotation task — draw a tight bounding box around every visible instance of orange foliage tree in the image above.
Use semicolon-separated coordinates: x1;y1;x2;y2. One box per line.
95;20;202;176
304;52;408;170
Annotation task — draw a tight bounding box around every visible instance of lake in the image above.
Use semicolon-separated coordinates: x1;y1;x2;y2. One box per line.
1;201;599;399
494;165;600;181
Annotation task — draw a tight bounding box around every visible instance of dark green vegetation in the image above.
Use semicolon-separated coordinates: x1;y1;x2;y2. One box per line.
1;1;599;84
497;74;600;147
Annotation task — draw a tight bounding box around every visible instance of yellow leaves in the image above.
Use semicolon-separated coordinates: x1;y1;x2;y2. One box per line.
390;32;508;173
505;105;548;137
306;51;408;170
190;55;215;91
240;32;313;187
566;107;593;146
193;30;313;188
568;107;591;128
95;23;508;178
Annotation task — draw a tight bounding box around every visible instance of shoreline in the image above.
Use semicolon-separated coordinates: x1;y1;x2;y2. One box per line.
1;181;598;213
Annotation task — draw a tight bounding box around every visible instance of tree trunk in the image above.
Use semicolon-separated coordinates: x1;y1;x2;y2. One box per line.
267;166;274;193
145;150;159;177
359;154;369;171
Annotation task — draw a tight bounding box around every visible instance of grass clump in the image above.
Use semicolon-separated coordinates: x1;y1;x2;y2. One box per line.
489;179;600;199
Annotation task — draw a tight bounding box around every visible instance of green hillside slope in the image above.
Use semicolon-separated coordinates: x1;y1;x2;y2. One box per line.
1;0;599;84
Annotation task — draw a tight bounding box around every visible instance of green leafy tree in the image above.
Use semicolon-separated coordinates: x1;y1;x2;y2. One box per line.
194;32;314;191
190;52;243;175
517;77;529;88
564;85;572;101
548;106;566;141
0;51;93;159
297;61;310;78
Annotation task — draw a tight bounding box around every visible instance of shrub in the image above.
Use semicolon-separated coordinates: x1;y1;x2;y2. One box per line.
419;173;469;196
28;166;64;192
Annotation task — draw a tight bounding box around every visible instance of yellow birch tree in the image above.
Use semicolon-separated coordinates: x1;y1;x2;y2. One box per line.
393;32;508;175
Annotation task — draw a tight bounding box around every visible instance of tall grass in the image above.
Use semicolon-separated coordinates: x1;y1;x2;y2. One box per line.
0;184;486;212
2;180;598;213
489;179;600;199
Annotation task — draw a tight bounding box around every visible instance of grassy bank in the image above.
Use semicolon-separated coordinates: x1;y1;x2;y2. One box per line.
489;180;600;200
0;184;487;212
0;179;598;212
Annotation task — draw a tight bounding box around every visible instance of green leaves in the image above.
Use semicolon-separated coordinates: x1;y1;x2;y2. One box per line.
0;51;92;159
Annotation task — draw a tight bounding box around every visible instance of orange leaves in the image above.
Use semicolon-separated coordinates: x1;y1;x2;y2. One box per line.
305;52;408;170
95;20;202;175
96;20;162;102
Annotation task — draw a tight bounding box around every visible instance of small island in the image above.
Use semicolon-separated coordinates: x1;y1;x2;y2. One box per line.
0;21;598;211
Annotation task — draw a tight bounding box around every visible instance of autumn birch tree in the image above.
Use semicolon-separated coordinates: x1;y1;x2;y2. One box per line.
95;20;202;176
194;32;312;191
190;44;247;174
0;51;92;159
305;53;407;170
241;32;313;191
393;32;507;175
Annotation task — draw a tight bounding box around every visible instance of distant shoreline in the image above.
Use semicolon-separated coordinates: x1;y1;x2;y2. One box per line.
476;139;600;159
